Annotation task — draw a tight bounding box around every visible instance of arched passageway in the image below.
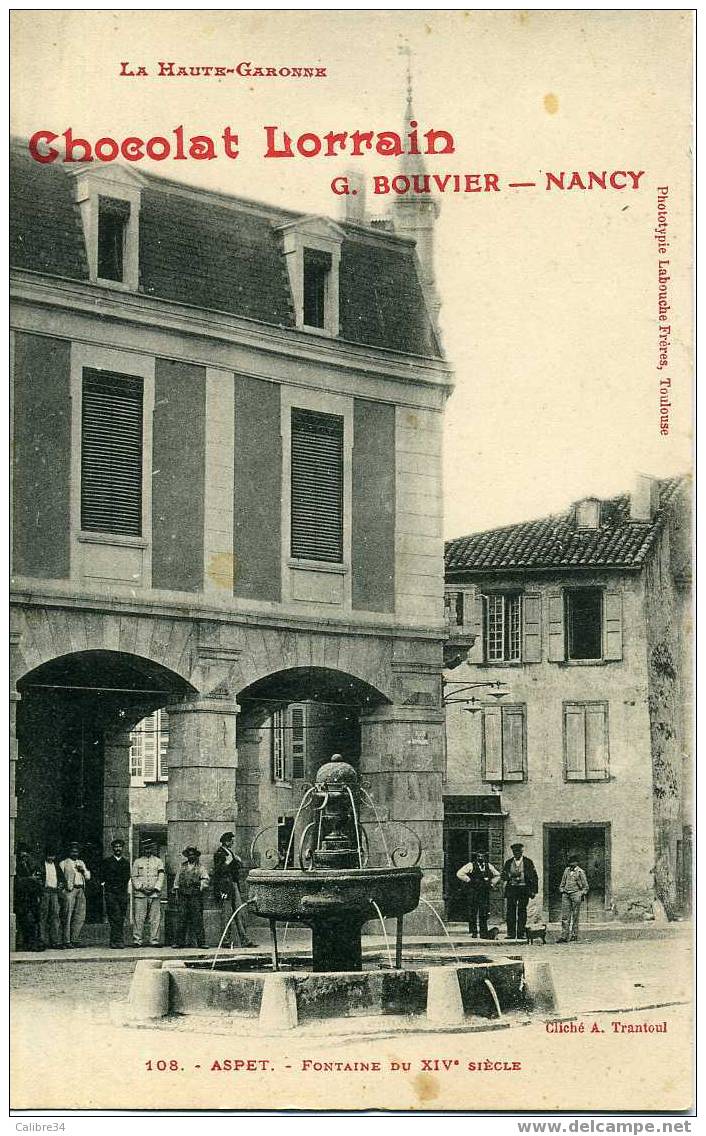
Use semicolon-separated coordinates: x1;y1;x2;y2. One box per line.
235;666;390;871
16;650;195;873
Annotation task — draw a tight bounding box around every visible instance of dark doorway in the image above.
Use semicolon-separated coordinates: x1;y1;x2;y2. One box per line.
15;649;194;921
443;797;504;924
545;824;609;922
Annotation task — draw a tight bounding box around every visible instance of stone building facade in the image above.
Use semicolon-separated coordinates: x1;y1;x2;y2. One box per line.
10;138;453;941
443;476;691;925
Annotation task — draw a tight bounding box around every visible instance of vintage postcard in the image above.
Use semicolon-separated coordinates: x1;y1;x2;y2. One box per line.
9;9;693;1116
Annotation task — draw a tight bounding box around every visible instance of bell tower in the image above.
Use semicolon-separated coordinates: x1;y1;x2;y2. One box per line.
391;53;442;325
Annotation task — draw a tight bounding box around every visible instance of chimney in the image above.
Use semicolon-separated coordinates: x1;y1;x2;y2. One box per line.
342;169;366;225
631;473;659;522
575;498;601;530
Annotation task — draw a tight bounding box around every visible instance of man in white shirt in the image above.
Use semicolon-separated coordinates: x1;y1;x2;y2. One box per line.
39;847;64;949
557;857;590;943
131;838;165;947
58;842;91;948
456;852;501;938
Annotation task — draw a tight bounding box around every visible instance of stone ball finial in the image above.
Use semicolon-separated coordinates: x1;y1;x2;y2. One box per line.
315;755;358;787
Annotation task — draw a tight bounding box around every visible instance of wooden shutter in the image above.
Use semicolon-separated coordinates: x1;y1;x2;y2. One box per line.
547;592;566;662
522;593;542;662
289;705;306;780
603;591;623;660
465;585;485;663
585;704;609;779
291;409;343;562
142;738;157;783
272;711;285;782
81;370;143;536
482;705;503;781
564;704;586;780
502;705;526;781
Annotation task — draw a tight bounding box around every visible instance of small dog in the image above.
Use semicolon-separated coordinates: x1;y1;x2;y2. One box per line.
483;926;500;941
525;925;547;945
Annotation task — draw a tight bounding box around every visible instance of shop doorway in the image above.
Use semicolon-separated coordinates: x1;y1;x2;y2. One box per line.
443;796;504;924
544;824;610;922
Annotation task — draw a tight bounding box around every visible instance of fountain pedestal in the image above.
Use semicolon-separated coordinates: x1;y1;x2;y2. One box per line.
312;918;363;972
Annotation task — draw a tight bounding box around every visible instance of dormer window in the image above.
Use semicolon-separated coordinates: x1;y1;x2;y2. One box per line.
278;216;343;336
68;165;142;290
97;196;130;282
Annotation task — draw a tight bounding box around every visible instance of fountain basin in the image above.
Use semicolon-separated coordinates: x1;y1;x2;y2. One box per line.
247;866;422;972
158;954;526;1024
248;866;422;923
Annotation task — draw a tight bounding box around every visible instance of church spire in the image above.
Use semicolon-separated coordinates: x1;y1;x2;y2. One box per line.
391;42;441;325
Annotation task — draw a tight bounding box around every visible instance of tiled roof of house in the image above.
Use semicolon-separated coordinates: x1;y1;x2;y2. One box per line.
9;143;442;359
445;477;687;573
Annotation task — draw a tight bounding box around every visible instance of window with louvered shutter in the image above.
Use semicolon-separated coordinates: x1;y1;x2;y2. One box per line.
289;705;307;780
272;710;286;782
81;370;143;536
291;408;343;563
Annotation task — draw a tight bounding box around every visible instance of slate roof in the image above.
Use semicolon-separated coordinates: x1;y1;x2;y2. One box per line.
9;143;442;359
445;477;686;574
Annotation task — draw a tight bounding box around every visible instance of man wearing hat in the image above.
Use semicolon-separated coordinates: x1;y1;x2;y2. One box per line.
500;842;538;940
100;838;131;948
14;843;43;951
59;842;91;948
173;847;209;948
131;837;165;947
213;832;256;949
557;856;589;942
39;846;65;949
456;851;501;938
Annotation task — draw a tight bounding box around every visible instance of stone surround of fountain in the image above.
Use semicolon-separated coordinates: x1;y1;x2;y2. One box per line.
121;756;557;1032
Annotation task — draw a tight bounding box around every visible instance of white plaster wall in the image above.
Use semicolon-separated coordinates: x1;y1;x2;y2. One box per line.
444;574;656;913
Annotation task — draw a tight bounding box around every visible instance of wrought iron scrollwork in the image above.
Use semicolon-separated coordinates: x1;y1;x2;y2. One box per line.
249;825;282;868
389;823;423;867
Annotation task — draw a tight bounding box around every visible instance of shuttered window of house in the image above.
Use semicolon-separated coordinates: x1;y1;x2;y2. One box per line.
482;704;527;782
563;702;609;781
81;370;143;536
291;409;343;562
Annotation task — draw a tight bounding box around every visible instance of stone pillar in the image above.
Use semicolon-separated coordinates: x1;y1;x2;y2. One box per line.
165;693;239;944
359;704;445;935
9;688;20;949
103;728;132;852
234;710;264;869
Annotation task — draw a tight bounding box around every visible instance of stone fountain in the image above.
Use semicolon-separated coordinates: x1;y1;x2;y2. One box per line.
121;755;557;1032
246;755;421;972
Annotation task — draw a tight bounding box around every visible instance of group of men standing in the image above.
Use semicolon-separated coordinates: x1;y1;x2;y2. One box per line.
456;841;589;943
14;841;93;951
14;831;256;952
